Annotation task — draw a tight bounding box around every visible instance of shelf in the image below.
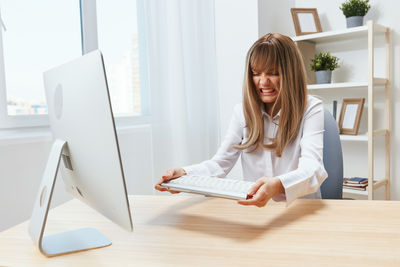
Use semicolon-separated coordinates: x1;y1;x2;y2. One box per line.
307;78;387;90
339;130;388;142
340;134;368;142
343;188;368;196
308;82;367;90
292;22;387;43
343;179;388;196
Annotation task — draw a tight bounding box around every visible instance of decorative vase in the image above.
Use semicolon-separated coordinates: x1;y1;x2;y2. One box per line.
315;70;332;84
346;16;364;28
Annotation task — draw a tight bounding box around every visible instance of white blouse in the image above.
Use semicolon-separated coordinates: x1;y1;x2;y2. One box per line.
183;95;328;205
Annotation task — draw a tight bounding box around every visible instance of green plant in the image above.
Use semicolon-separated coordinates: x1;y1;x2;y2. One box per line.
310;52;340;72
340;0;371;18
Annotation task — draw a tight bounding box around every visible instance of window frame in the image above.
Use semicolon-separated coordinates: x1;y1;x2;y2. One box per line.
0;0;150;130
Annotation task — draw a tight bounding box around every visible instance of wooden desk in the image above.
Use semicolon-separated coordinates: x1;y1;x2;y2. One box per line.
1;196;400;266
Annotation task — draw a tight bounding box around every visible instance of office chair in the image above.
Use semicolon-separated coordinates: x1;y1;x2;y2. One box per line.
320;109;343;199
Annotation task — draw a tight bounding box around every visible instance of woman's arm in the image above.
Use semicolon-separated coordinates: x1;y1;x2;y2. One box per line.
155;105;244;193
275;100;328;205
238;100;327;207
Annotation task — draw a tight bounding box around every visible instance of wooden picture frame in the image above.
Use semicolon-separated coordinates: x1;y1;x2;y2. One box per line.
338;98;365;135
290;8;322;36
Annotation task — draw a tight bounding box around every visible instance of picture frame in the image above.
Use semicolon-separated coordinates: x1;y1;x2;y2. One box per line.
290;8;322;36
338;98;365;135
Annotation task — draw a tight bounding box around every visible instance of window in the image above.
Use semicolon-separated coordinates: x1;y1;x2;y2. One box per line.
96;0;148;117
81;0;149;122
0;0;81;128
0;0;148;129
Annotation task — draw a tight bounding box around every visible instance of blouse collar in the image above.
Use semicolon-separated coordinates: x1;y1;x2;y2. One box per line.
261;104;281;120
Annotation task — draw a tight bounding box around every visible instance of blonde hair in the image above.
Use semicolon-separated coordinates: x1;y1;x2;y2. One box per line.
233;33;308;157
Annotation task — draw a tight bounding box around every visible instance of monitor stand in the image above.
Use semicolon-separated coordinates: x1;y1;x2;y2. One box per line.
28;139;112;257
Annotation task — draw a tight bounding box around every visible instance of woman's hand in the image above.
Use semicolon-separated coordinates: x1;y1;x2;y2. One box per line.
154;167;187;194
238;177;284;207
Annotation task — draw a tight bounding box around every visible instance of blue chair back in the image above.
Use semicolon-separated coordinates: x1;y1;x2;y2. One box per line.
320;109;343;199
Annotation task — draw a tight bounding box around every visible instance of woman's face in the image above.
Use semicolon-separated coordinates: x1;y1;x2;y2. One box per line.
251;69;280;104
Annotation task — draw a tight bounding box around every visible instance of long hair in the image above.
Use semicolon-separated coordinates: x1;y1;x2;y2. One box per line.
233;33;308;157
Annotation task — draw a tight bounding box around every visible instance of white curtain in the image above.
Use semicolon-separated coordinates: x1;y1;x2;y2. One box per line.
142;0;220;179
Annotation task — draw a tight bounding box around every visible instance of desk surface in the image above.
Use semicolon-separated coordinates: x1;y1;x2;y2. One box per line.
1;196;400;266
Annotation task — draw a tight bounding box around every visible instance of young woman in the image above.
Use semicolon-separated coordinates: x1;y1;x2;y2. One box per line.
155;33;328;207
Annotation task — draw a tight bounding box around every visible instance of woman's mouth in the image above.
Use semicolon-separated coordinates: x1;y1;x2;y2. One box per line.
259;88;276;96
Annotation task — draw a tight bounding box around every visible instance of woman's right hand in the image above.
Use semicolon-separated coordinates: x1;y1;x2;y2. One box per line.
154;167;187;194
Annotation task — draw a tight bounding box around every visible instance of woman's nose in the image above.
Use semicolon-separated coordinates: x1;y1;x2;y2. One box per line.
260;75;270;86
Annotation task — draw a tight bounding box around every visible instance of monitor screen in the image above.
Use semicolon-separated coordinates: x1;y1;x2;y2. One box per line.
43;50;133;231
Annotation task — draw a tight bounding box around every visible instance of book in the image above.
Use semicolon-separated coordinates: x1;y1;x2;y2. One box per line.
343;177;368;185
333;100;337;120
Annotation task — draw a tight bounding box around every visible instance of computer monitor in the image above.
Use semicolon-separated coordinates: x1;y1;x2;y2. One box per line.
28;50;133;257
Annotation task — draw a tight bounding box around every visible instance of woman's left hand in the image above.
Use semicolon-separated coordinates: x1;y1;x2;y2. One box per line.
237;177;284;207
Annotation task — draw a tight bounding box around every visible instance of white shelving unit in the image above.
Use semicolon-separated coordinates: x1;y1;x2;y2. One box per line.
294;21;391;200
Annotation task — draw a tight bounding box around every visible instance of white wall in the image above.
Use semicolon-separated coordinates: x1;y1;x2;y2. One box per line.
258;0;295;37
214;0;259;178
0;126;154;231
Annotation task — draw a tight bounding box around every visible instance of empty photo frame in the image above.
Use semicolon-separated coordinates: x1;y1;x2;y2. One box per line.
339;98;365;135
291;8;322;36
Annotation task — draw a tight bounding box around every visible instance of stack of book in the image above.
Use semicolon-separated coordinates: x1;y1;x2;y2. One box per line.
343;177;368;191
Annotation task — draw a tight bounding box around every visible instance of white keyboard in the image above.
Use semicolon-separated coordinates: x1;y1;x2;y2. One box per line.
161;175;255;200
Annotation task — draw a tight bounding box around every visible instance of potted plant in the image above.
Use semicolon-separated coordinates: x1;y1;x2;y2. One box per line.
310;52;340;84
340;0;371;28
